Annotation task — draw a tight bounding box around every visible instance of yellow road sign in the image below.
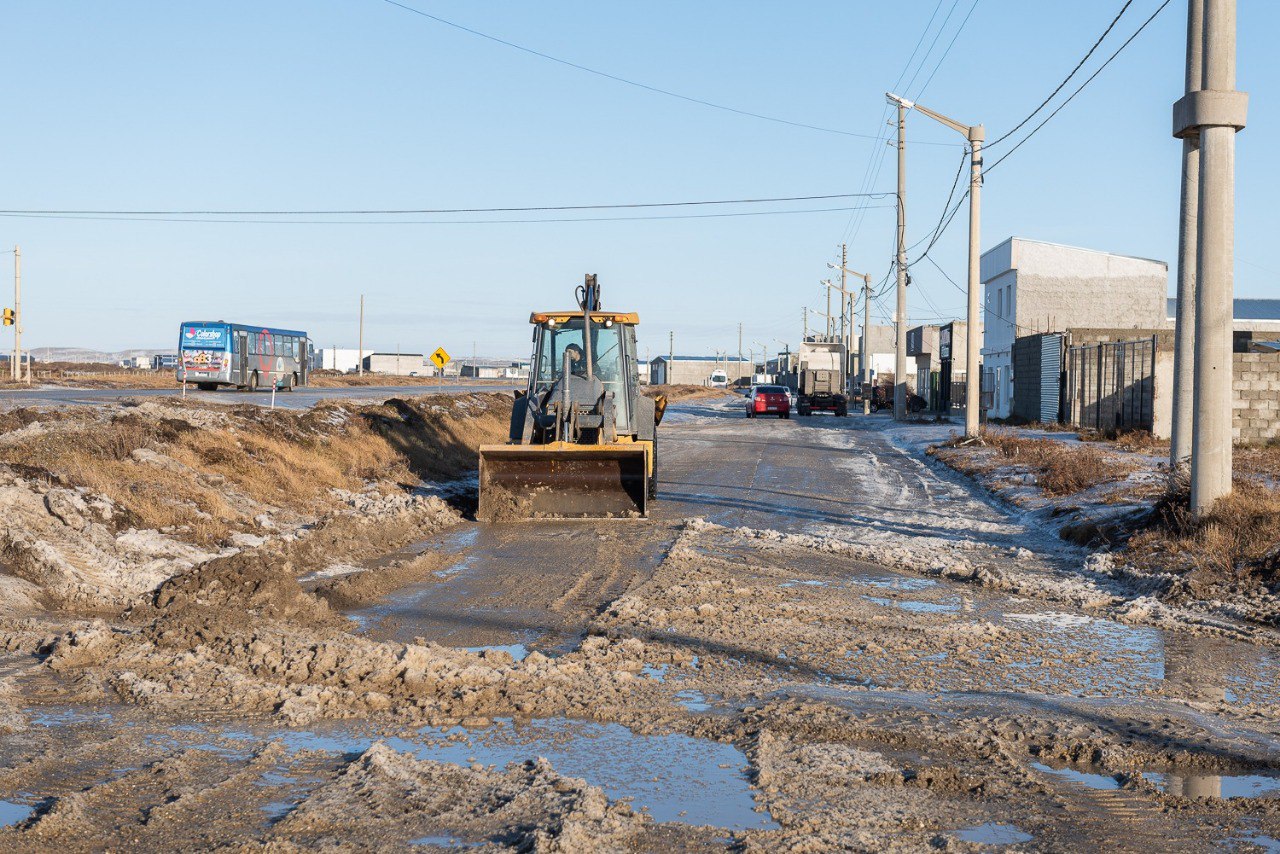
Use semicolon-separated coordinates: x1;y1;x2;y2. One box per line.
430;347;451;370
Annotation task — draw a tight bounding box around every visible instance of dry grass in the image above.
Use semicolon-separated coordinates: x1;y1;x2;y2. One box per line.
1128;479;1280;589
935;427;1131;497
0;394;512;546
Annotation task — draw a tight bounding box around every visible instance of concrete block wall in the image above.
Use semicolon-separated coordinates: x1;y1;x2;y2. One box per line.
1233;352;1280;444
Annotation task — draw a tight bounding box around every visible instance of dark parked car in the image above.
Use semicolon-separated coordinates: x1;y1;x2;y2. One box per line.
746;384;791;419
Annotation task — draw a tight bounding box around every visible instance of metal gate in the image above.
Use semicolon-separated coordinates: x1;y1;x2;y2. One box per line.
1063;336;1157;433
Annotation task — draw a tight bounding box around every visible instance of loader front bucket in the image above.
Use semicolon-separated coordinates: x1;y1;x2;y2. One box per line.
478;443;649;521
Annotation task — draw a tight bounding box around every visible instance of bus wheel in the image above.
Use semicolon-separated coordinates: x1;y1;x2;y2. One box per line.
248;372;259;392
286;372;298;391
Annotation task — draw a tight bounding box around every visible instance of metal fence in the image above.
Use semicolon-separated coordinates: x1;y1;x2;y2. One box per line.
1063;336;1157;433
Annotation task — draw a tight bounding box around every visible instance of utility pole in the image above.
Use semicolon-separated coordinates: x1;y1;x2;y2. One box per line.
893;98;909;420
1170;0;1204;471
888;91;984;438
828;261;873;410
839;244;848;356
802;307;808;341
668;330;674;384
13;246;22;383
1182;0;1248;513
357;294;365;376
737;322;743;377
862;274;872;415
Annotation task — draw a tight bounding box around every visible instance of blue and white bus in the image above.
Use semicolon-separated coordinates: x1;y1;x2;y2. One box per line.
178;321;312;391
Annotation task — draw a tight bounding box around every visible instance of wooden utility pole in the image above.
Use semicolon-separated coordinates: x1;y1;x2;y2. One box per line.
357;294;365;376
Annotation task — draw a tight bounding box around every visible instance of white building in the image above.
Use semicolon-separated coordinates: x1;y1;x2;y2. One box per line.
364;353;428;376
981;238;1168;419
318;348;373;373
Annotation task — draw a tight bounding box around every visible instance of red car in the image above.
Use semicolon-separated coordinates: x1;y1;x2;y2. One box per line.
746;384;791;419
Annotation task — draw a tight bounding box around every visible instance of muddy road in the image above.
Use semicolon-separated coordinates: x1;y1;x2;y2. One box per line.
1;395;1279;851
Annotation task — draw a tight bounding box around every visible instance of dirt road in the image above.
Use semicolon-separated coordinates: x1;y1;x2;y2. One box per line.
1;395;1278;850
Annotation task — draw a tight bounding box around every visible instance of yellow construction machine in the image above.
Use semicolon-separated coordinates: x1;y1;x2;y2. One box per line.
478;275;665;520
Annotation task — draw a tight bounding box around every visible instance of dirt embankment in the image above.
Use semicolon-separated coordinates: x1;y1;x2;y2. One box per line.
0;393;512;612
929;427;1280;627
643;384;732;402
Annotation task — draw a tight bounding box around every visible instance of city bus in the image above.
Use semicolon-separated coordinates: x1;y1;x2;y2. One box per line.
177;321;312;391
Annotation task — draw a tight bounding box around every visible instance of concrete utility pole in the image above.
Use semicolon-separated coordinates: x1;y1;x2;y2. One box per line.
862;275;872;415
357;294;365;376
668;331;673;383
1171;0;1204;470
802;307;808;342
828;260;873;411
888;92;984;437
1180;0;1247;513
11;246;19;382
839;244;848;357
892;98;909;420
738;322;744;375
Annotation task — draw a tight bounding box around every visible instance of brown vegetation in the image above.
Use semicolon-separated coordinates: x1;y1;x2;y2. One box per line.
1128;479;1280;591
933;428;1131;496
0;394;512;546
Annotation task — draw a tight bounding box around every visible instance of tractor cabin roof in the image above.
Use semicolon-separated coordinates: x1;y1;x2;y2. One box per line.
529;311;640;325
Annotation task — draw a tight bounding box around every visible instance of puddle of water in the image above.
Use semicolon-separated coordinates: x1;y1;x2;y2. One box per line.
463;643;529;663
953;823;1034;845
780;579;833;589
1223;833;1280;853
674;689;712;712
0;799;34;828
1146;771;1280;799
858;575;938;592
260;800;295;820
1006;612;1092;629
27;708;114;727
190;717;774;831
642;664;669;682
434;555;478;579
1031;761;1120;790
863;595;960;614
411;834;480;848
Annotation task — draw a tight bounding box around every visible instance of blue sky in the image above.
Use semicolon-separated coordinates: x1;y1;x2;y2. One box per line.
2;1;1275;359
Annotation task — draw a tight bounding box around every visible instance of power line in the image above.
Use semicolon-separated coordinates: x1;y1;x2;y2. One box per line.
0;204;895;226
0;192;896;217
984;0;1173;174
380;0;952;143
914;0;981;100
986;0;1134;149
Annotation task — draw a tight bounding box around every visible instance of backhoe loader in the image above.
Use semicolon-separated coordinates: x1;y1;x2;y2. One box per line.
477;274;665;520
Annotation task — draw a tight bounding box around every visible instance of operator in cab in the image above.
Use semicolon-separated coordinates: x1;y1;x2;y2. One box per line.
563;343;588;377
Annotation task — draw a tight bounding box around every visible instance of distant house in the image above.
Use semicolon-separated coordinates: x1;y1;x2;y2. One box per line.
363;353;427;376
981;238;1169;420
317;348;373;373
649;356;752;386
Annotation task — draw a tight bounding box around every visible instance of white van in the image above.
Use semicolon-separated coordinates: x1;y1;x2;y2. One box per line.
708;369;729;388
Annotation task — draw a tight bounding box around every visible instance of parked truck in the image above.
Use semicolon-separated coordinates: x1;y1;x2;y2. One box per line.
796;341;848;417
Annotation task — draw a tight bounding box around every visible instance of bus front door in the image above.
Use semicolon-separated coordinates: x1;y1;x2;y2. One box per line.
237;332;249;388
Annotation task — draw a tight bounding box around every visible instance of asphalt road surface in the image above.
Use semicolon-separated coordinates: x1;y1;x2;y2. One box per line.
0;382;517;410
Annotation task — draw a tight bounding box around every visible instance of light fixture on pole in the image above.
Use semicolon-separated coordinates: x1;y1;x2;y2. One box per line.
887;92;984;437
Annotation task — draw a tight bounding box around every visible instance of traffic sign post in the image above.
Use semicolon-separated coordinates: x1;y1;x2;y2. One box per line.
430;347;451;385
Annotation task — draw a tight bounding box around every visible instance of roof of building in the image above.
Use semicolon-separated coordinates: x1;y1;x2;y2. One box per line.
368;352;425;357
1166;297;1280;320
652;355;752;362
989;236;1167;268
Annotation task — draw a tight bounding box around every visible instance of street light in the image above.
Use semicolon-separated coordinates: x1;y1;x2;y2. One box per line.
886;92;983;437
